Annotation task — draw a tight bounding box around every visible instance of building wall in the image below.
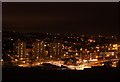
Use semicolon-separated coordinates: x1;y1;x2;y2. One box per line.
13;39;64;60
14;40;26;58
49;42;63;59
32;40;45;59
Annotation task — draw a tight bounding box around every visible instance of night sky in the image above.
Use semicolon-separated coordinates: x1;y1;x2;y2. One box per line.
2;2;119;35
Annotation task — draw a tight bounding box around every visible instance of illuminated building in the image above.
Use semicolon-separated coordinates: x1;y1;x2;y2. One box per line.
32;40;45;59
118;44;120;51
108;44;119;51
49;41;63;59
15;40;26;58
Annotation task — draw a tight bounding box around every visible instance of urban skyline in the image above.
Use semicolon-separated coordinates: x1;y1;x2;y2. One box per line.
2;2;120;81
2;31;120;68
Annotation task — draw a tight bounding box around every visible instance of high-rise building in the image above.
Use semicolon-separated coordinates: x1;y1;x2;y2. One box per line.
14;40;26;58
13;39;64;60
32;40;45;59
49;41;63;59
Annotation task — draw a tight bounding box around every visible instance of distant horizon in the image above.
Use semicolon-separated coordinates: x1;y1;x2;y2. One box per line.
2;30;119;37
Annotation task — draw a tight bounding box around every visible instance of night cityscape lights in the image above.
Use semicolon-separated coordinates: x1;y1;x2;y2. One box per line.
2;31;120;70
2;2;120;81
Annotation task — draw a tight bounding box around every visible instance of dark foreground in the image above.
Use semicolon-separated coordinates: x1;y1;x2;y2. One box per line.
2;66;120;81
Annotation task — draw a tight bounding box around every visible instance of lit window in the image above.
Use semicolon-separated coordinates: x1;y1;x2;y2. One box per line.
44;44;46;47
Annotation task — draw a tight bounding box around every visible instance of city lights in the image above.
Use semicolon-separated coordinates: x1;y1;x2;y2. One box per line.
1;59;3;62
2;31;120;70
15;59;18;61
2;2;120;81
113;44;118;47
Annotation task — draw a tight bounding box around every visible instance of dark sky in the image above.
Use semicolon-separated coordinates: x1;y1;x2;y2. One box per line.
2;2;119;35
